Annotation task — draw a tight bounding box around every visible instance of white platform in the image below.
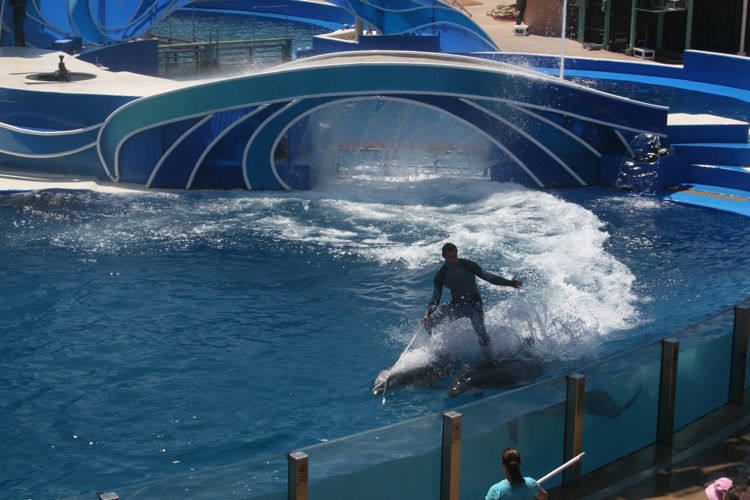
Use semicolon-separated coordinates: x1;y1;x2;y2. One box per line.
514;24;529;36
0;170;145;193
633;47;655;60
0;46;195;96
667;113;749;126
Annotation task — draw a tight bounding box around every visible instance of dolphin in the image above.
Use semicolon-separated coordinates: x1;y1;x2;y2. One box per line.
372;352;455;396
448;358;551;397
585;385;643;419
505;385;644;442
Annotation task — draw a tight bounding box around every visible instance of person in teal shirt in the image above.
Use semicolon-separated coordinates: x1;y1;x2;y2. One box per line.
486;448;548;500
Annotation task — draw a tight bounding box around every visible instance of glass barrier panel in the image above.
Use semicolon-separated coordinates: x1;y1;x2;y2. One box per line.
300;412;443;500
673;307;734;350
458;376;566;498
65;453;287;499
578;342;661;474
741;306;750;392
740;297;750;391
63;300;750;500
674;309;735;431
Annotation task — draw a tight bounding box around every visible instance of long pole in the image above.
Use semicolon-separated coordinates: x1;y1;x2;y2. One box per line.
537;452;586;485
740;0;749;55
379;323;424;404
628;0;637;52
685;0;694;50
0;0;6;43
560;0;568;79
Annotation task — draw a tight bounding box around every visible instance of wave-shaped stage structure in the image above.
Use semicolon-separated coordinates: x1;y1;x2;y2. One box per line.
0;50;668;190
322;0;498;52
1;0;489;53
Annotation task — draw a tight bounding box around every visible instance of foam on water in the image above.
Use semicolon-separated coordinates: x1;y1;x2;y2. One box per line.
9;177;637;359
290;177;638;363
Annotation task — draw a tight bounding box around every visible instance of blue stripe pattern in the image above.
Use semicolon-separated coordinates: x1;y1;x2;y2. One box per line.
94;53;667;190
0;124;98;157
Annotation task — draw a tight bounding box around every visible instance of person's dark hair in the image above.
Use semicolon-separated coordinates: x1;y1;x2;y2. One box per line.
726;484;749;500
442;242;457;257
501;448;523;484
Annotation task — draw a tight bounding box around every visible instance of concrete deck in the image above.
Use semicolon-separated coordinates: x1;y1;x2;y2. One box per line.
550;394;750;500
0;46;192;96
0;169;144;193
668;113;749;126
460;0;656;62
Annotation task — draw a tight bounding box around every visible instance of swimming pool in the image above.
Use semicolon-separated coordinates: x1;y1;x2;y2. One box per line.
3;7;750;497
2;173;749;498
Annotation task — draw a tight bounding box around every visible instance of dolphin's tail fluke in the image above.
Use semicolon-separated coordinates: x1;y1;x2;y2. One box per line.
617;384;643;417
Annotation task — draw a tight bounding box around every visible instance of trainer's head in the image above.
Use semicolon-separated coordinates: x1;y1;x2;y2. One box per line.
501;448;523;484
441;242;458;266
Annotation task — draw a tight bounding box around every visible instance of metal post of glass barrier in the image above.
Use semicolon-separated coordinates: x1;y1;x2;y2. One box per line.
441;411;462;500
288;451;309;500
564;374;585;488
657;339;679;445
730;307;750;404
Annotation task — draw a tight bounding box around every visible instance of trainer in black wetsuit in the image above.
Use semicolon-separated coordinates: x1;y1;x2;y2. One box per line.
422;242;522;360
12;0;27;47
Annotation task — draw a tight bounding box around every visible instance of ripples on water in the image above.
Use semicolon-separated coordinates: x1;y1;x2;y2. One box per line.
1;180;750;497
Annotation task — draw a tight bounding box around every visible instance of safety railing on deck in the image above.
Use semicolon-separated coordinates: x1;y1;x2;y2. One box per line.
449;0;473;18
158;36;293;77
82;297;750;500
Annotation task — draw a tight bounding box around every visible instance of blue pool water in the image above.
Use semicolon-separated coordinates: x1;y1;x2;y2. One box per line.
153;10;329;47
2;176;750;498
152;10;329;75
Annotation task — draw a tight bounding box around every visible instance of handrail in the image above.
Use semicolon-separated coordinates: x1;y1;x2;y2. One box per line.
451;0;473;18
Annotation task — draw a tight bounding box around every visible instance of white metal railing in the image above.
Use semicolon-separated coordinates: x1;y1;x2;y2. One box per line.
450;0;473;18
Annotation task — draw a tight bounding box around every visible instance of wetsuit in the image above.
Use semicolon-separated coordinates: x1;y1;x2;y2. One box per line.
425;258;515;359
516;0;527;25
12;0;27;47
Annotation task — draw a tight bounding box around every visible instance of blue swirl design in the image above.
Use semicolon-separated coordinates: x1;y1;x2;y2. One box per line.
0;122;100;158
94;52;668;190
327;0;498;52
1;0;190;47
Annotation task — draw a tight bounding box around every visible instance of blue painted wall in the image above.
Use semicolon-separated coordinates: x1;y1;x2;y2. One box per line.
483;50;750;93
0;88;134;130
301;33;441;57
79;40;160;76
188;0;354;27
